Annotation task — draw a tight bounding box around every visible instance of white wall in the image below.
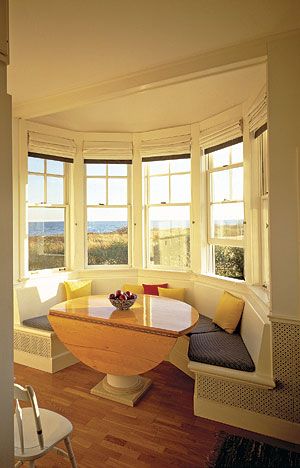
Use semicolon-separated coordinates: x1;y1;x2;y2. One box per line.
0;60;14;466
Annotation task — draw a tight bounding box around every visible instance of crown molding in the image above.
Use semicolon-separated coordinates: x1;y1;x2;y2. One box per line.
13;38;267;120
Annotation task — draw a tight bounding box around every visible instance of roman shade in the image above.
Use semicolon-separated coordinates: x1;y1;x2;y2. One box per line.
83;140;133;163
140;134;191;161
28;131;76;162
200;119;243;152
248;92;267;134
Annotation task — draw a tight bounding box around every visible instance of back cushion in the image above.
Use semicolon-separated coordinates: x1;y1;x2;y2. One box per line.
64;280;92;300
143;283;168;296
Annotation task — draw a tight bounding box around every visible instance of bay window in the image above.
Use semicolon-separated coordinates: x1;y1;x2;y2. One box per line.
85;160;131;266
143;156;191;269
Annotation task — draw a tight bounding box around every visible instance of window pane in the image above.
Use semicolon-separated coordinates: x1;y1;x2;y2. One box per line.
86;164;106;176
148;205;190;268
28;157;44;173
209;147;230;169
211;202;244;239
87;207;128;265
149;176;169;204
108;164;127;176
47;177;64;204
87;178;106;205
231;142;243;164
47;160;64;175
214;245;244;280
28;207;65;271
149;160;169;175
171;174;190;203
108;178;127;205
211;171;230;202
28;175;44;203
170;159;190;173
231;167;244;200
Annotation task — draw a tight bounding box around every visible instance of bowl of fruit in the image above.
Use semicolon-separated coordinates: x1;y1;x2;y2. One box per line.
108;290;137;310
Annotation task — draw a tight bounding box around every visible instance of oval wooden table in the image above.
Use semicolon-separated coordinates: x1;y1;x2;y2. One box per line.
49;294;199;406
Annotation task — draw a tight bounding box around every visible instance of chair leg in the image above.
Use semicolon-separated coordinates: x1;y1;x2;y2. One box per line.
64;436;77;468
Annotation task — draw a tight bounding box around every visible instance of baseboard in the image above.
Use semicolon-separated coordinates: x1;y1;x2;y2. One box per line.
14;349;78;373
195;397;300;444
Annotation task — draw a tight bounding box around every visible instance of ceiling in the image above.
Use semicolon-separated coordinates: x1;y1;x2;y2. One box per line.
7;1;299;132
31;63;266;132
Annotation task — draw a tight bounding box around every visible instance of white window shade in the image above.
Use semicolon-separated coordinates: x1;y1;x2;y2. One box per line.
140;134;191;159
83;140;133;160
248;93;267;134
28;132;77;159
199;120;243;151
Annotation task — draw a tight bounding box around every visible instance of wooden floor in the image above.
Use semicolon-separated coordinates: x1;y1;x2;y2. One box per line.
14;362;294;467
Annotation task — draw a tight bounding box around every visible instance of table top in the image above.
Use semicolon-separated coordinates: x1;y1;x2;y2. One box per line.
49;294;199;337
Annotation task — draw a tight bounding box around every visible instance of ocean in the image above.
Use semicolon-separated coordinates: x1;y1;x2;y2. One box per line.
28;219;239;236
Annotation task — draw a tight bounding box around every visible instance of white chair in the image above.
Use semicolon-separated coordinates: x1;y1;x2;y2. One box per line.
14;383;77;468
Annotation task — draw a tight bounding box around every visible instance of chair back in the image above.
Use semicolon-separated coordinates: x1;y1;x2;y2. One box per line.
14;383;44;453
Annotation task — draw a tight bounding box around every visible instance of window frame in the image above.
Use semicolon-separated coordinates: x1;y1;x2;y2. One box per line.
256;127;270;288
27;155;70;275
205;141;245;279
143;157;192;271
84;161;132;269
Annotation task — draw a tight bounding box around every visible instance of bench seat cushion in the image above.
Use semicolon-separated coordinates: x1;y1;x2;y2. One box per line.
188;314;221;335
188;330;255;372
23;315;53;332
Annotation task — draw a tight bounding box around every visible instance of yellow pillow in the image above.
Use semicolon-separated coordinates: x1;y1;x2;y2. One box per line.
122;283;144;295
64;280;92;300
158;287;185;302
213;291;245;334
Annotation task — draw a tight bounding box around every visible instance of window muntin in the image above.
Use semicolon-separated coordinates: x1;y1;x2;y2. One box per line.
27;156;67;272
207;142;244;279
85;162;130;266
143;157;191;270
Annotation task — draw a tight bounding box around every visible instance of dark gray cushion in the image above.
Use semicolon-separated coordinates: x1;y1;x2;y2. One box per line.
188;330;255;372
23;315;53;332
188;314;221;335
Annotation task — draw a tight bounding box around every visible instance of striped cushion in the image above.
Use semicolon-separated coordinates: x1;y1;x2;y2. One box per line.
188;331;255;372
23;315;53;332
188;314;221;335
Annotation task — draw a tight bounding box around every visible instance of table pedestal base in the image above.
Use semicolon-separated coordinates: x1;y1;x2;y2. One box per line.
91;374;152;406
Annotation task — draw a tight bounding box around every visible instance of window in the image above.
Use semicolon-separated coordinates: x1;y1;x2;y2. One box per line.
85;161;131;266
27;155;68;272
256;125;269;287
206;140;245;279
143;157;191;269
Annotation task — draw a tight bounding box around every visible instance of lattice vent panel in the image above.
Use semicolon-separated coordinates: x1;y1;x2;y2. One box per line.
195;320;300;423
14;330;51;358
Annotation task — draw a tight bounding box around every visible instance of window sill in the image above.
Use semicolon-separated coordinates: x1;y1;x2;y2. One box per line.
17;269;71;284
248;284;270;307
193;272;247;292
